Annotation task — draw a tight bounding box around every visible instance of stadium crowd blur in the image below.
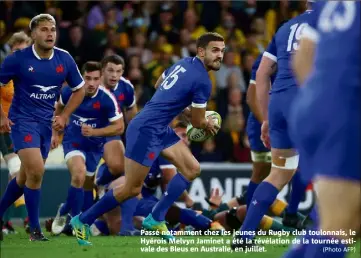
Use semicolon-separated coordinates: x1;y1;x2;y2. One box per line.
0;0;308;163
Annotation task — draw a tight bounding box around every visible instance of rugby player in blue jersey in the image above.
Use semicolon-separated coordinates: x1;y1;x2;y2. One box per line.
284;2;360;258
232;1;314;250
0;14;85;241
50;61;124;235
70;32;224;246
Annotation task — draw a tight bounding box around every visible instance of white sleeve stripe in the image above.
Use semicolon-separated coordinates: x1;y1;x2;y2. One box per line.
160;165;176;169
162;72;166;79
71;81;85;91
59;95;64;106
109;113;123;122
191;102;207;108
301;26;319;43
100;86;123;119
128;98;136;108
249;79;256;85
263;52;277;62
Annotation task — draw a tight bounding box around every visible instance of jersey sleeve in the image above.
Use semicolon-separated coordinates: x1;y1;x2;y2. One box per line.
263;36;277;62
191;80;211;108
65;53;84;91
103;90;123;122
59;86;72;106
124;81;136;109
0;52;19;86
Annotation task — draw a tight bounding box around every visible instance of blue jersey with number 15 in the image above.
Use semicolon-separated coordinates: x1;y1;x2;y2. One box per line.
264;10;314;93
131;57;212;131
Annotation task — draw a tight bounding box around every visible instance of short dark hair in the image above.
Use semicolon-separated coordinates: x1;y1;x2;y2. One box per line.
101;55;125;69
196;32;224;49
81;61;101;75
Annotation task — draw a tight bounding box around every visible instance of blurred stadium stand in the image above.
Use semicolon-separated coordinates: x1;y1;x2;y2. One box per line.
0;0;309;164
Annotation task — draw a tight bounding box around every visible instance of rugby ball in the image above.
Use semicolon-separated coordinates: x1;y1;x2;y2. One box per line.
186;111;222;142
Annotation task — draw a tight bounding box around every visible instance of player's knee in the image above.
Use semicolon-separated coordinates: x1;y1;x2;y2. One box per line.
25;163;45;183
71;172;86;188
107;159;124;175
26;171;44;184
187;161;201;180
16;172;26;186
264;169;294;190
129;185;142;197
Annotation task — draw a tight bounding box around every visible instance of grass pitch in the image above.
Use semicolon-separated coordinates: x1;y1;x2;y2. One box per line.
1;228;360;258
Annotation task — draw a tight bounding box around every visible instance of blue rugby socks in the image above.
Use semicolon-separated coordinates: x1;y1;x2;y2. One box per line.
152;173;190;222
24;187;41;230
0;178;24;219
239;182;279;240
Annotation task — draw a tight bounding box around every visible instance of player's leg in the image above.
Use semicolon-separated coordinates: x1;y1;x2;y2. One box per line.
96;138;125;185
117;175;140;236
105;142;141;236
304;178;360;258
52;150;86;235
18;148;48;240
246;115;272;207
1;132;28;231
247;152;292;218
238;148;297;239
82;157;148;223
247;152;271;207
149;128;199;224
82;175;95;212
70;126;153;245
233;91;299;248
71;157;150;245
283;169;307;228
0;123;46;241
104;175;141;236
99;139;140;235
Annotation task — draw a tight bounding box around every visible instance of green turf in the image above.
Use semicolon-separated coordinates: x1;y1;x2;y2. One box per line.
1;228;360;258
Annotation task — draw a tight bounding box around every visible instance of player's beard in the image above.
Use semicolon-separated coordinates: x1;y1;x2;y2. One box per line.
210;59;222;71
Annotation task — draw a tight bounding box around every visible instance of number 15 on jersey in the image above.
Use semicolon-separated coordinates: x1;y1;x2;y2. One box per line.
161;65;187;90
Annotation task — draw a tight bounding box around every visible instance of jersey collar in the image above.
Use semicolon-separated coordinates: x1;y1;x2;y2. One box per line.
32;44;54;60
194;56;208;72
113;82;119;91
91;87;100;98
